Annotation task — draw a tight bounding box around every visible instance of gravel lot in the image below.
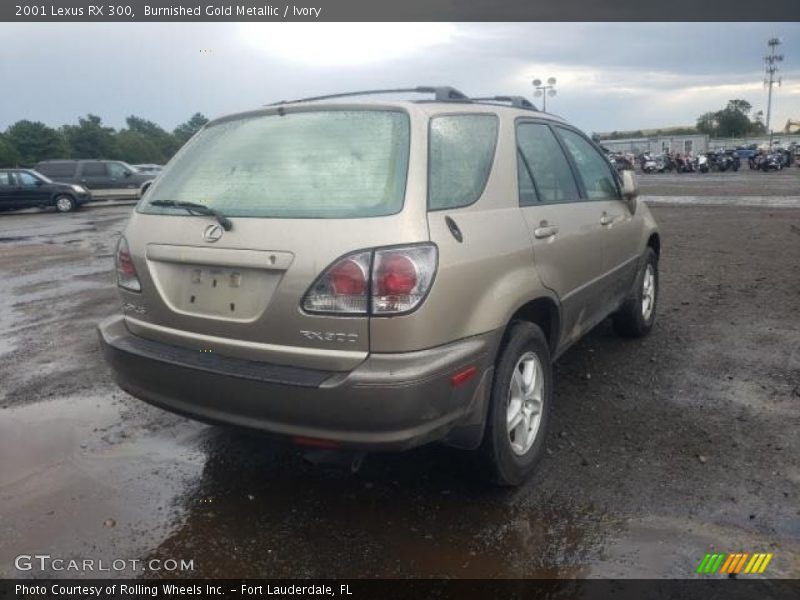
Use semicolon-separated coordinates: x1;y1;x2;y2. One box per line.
1;170;799;578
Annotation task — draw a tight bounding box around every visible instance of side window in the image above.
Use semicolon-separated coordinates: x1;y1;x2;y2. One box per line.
81;162;107;177
556;128;620;200
17;172;39;186
428;114;498;210
516;122;580;205
0;172;13;186
107;162;128;177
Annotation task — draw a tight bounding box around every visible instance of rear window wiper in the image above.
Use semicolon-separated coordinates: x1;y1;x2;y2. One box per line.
147;200;232;231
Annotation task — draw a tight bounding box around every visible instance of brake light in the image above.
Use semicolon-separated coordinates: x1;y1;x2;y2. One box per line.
115;236;141;292
302;251;370;314
302;244;437;316
372;245;436;314
330;258;367;296
375;254;417;296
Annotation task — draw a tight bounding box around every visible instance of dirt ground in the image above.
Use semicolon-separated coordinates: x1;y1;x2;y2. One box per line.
1;171;799;578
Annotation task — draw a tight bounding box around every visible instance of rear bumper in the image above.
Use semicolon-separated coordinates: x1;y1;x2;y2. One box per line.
98;315;501;451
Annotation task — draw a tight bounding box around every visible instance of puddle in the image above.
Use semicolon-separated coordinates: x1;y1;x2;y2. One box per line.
144;430;617;578
0;393;207;578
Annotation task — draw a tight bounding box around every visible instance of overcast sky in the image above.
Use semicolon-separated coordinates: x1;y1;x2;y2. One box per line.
1;22;797;135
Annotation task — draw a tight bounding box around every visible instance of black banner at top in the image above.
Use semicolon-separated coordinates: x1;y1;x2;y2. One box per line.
2;0;800;22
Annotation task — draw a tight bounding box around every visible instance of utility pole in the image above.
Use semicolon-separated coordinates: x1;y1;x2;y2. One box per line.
764;37;783;146
532;77;557;112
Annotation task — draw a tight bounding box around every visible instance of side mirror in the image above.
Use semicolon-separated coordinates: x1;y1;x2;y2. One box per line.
621;170;639;213
123;171;132;177
34;179;44;186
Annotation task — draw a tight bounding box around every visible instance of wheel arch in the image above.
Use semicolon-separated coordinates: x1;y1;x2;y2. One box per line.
647;232;661;258
505;296;561;356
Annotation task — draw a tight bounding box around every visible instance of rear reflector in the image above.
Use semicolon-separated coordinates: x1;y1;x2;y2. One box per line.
291;436;341;449
450;365;478;387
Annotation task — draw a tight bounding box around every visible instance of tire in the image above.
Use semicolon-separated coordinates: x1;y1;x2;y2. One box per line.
54;195;76;213
477;322;553;486
613;247;658;338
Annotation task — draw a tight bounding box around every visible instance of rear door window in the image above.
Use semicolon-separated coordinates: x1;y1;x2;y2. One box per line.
0;172;13;186
556;127;621;200
141;110;410;219
428;114;498;210
516;122;580;205
17;172;39;186
81;162;108;177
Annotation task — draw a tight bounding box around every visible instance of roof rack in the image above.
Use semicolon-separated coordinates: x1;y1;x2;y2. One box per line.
268;86;469;106
471;96;539;111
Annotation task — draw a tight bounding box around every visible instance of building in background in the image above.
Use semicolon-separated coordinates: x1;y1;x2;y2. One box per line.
599;134;709;155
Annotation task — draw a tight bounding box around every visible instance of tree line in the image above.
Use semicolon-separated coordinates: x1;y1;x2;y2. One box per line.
0;113;209;168
596;99;768;141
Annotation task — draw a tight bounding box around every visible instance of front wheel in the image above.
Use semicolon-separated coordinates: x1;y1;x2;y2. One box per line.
478;322;552;486
54;195;76;213
612;247;658;338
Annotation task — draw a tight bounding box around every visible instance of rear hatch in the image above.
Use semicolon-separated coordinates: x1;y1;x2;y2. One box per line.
122;106;427;372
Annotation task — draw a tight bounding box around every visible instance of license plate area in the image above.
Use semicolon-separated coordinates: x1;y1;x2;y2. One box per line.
187;267;247;316
148;260;282;322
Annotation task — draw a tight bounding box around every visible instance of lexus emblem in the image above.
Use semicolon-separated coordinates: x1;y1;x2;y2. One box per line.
203;223;224;243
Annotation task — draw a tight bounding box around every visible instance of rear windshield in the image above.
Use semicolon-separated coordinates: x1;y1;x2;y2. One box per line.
139;110;410;219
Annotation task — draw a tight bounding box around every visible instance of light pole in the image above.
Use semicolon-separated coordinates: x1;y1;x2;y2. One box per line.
532;77;557;112
763;37;783;145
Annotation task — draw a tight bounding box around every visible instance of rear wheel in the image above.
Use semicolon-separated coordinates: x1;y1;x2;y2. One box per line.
613;247;658;338
54;195;76;213
478;322;552;486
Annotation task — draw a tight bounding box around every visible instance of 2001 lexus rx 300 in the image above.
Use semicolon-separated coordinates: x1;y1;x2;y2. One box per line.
99;87;660;485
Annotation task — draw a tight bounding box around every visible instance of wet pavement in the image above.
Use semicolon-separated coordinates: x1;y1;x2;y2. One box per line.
1;174;799;579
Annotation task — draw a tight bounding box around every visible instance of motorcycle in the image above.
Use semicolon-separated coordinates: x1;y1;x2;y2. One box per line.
641;153;658;174
674;155;694;173
696;154;709;173
760;153;783;171
725;150;741;172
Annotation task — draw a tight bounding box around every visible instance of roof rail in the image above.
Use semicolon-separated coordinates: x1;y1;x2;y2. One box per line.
471;96;538;111
268;86;469;106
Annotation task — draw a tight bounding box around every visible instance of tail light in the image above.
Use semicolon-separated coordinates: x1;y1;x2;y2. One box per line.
372;245;437;314
302;244;437;316
115;236;142;292
302;251;370;314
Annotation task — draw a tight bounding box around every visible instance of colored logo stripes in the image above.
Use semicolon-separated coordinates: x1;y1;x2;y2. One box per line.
696;552;773;574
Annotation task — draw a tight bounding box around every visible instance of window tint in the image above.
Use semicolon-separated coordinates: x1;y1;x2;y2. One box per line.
38;162;76;177
428;114;498;210
556;128;620;200
516;123;579;205
0;172;13;186
107;162;129;177
17;172;39;186
142;110;410;219
81;162;107;177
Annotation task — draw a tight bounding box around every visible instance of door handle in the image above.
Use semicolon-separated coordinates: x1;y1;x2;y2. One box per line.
534;225;559;239
600;212;614;226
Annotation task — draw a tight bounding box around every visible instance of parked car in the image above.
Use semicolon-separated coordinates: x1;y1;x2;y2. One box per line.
99;87;660;485
132;164;164;175
34;159;155;200
0;168;90;213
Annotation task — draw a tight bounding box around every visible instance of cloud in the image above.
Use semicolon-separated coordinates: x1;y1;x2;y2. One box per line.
0;22;797;133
